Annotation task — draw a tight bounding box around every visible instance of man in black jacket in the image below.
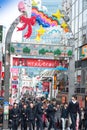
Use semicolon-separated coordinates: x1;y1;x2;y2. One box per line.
21;104;27;130
27;101;36;130
67;95;81;130
35;97;46;130
47;98;57;130
11;103;20;130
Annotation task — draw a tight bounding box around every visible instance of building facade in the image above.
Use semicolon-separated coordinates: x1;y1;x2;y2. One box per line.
62;0;87;107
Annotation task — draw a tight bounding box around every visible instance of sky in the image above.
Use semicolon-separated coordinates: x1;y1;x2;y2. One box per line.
0;0;63;41
0;0;62;27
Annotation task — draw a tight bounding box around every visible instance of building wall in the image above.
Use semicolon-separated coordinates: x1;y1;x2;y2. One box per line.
62;0;87;105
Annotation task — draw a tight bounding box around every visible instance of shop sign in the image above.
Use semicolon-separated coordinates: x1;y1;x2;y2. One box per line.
12;80;18;84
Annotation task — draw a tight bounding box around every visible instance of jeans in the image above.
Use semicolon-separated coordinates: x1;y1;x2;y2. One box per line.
70;113;77;130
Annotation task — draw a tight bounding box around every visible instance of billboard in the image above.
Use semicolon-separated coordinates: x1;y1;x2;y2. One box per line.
80;44;87;60
12;57;68;68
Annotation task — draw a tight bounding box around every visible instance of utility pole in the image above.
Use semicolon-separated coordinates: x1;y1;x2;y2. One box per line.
68;45;75;101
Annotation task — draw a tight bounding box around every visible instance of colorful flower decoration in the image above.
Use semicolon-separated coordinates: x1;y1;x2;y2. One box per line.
52;10;64;20
17;15;36;38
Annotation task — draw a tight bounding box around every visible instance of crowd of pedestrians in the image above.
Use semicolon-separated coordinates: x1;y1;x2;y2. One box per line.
8;94;87;130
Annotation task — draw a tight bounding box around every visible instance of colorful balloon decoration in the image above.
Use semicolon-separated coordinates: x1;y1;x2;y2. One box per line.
52;10;64;20
32;0;38;6
17;1;70;40
32;7;58;27
18;1;26;13
17;15;36;38
61;21;69;32
35;25;46;41
61;21;68;29
18;1;36;38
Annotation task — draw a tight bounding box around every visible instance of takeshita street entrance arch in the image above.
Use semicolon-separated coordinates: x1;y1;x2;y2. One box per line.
3;1;75;129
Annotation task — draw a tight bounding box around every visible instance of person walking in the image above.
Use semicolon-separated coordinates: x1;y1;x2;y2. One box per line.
54;103;61;129
35;97;46;130
84;107;87;130
11;103;20;130
20;103;27;130
47;98;57;130
61;103;68;130
67;95;81;130
27;101;36;130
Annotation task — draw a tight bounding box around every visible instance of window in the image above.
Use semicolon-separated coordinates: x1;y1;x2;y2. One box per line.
75;17;79;33
79;13;82;30
83;9;87;25
71;20;75;34
83;0;87;10
79;0;82;13
72;5;75;20
76;0;79;16
79;31;83;46
71;0;76;4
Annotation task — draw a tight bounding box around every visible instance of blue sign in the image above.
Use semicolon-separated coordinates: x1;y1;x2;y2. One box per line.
12;80;18;84
4;101;9;105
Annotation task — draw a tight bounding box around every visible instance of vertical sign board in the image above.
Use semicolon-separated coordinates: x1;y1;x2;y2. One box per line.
0;61;2;94
3;101;9;120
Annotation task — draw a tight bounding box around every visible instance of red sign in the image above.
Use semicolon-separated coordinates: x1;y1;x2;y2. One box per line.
13;58;68;68
1;72;4;79
77;75;81;82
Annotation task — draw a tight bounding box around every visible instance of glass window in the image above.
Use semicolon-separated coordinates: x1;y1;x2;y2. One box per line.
72;4;75;20
79;13;82;30
71;20;75;34
83;0;87;10
75;49;78;61
79;31;83;46
79;0;82;13
83;9;87;25
75;17;79;33
76;0;79;16
71;0;76;4
75;39;78;48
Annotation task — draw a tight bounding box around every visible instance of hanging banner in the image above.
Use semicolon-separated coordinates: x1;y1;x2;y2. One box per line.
12;58;68;68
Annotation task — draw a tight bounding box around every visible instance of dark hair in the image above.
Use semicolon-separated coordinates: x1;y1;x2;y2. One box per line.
41;96;45;101
51;98;56;102
72;94;77;100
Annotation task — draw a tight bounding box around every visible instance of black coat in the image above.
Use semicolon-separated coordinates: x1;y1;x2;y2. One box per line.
35;102;44;117
21;108;27;120
11;107;20;120
67;101;81;116
61;107;68;119
27;107;35;120
47;104;56;118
